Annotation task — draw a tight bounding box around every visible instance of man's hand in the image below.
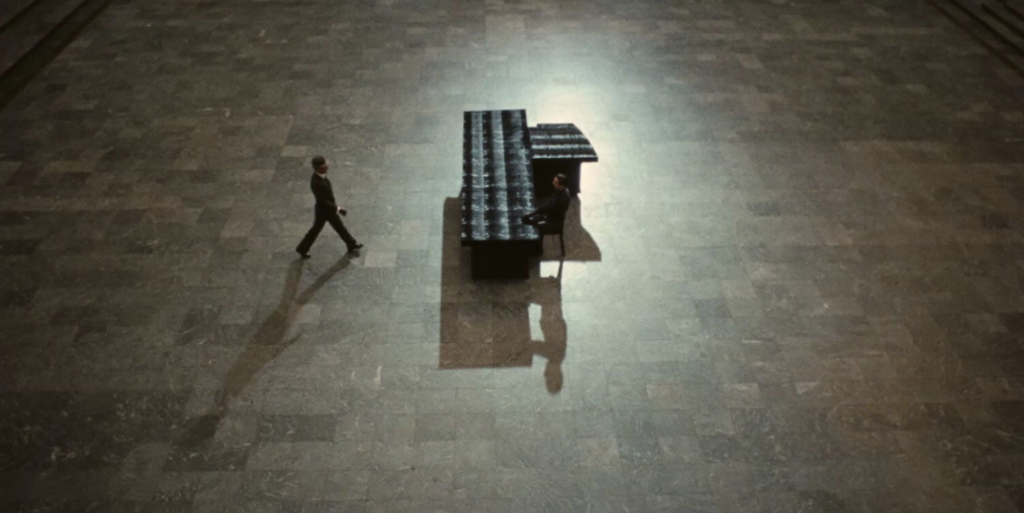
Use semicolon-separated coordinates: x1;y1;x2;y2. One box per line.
338;207;348;216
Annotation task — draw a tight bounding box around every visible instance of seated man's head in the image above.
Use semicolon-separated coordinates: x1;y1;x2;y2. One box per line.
553;174;567;191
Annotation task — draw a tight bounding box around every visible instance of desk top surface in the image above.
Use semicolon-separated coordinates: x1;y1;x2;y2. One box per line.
461;110;540;244
530;123;599;162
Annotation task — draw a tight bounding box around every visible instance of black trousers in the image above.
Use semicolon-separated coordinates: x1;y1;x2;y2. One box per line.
297;208;356;253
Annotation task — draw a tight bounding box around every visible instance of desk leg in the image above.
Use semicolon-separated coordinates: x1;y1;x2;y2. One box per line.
567;165;581;196
471;245;531;279
533;163;555;198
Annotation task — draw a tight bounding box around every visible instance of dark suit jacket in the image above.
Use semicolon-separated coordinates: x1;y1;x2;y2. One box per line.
534;188;570;227
311;173;338;213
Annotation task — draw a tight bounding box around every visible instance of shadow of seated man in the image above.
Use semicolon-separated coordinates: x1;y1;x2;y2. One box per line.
524;269;567;393
530;300;567;393
522;173;570;234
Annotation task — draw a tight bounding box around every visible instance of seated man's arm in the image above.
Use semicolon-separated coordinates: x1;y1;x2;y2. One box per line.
533;194;564;217
531;202;554;217
523;192;568;223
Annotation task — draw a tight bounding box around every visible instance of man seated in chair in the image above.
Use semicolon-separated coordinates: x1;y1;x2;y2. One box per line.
522;173;570;233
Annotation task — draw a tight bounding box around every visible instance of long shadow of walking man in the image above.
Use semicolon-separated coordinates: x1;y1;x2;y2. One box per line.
177;257;351;446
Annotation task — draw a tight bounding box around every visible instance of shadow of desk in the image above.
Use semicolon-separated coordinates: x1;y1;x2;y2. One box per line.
441;198;568;391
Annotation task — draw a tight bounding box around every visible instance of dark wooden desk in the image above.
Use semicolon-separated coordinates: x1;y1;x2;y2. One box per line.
460;110;540;279
530;123;599;197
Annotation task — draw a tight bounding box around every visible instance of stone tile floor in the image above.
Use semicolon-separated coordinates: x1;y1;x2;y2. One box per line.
2;0;1024;511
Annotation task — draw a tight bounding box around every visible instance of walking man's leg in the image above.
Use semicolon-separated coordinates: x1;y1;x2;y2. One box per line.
296;212;327;257
326;213;361;251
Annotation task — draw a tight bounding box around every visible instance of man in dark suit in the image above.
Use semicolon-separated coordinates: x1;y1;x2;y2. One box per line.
295;156;363;258
522;173;570;232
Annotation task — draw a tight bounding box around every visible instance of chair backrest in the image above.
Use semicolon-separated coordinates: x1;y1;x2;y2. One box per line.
549;201;569;234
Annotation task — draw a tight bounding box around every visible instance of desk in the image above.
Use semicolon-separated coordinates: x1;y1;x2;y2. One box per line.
460;110;540;279
530;123;599;197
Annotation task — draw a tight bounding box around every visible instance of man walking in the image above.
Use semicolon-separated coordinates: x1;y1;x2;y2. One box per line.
296;156;363;258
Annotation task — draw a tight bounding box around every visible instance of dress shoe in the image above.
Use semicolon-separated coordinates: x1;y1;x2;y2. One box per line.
347;243;364;252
